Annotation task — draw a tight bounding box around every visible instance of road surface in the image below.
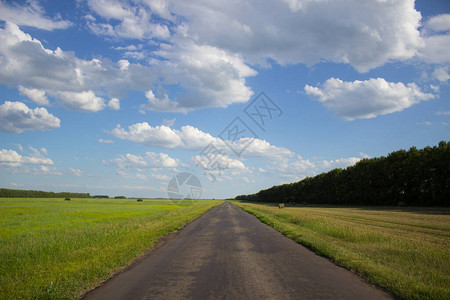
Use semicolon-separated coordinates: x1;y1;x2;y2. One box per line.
84;201;392;300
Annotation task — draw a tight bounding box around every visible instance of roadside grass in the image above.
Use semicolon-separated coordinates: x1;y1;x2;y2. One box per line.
232;201;450;300
0;198;222;299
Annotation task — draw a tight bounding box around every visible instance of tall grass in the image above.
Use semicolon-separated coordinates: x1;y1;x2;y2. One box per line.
232;201;450;300
0;198;222;299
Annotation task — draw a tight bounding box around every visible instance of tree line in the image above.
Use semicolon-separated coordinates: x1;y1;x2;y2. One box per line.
0;188;91;198
236;141;450;206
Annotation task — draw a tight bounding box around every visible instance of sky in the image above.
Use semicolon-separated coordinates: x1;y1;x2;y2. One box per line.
0;0;449;199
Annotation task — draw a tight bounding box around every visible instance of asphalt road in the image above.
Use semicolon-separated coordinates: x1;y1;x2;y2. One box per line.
83;201;392;300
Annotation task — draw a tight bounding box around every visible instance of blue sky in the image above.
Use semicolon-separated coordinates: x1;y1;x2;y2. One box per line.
0;0;449;199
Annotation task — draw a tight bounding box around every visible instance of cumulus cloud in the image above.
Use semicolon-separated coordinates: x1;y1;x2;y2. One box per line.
0;1;443;117
151;174;170;181
432;67;450;82
0;0;72;30
99;138;114;144
316;157;363;170
110;121;366;181
420;14;450;64
109;122;293;160
436;111;450;116
193;153;249;179
86;0;170;39
0;21;254;113
18;86;50;105
304;78;435;120
55;90;106;112
0;147;53;167
141;39;256;112
0;23;99;109
0;101;60;133
241;138;294;160
111;151;179;178
108;97;120;110
269;153;364;181
169;0;422;72
70;168;83;176
110;122;220;150
110;123;184;148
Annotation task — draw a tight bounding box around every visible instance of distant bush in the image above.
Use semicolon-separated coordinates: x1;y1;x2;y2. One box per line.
64;198;71;201
137;199;143;202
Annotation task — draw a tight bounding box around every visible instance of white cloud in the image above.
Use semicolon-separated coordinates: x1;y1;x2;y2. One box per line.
430;85;440;93
70;168;83;176
241;138;294;160
0;148;53;167
162;118;175;127
420;35;450;64
0;21;254;113
305;78;435;120
0;0;72;30
0;149;23;167
109;122;293;160
416;121;433;126
112;152;179;170
86;0;170;39
110;121;366;183
151;174;170;181
316;157;362;170
142;39;256;112
269;153;364;181
0;101;60;133
56;91;106;112
194;153;247;171
117;59;130;70
99;138;114;144
193;153;250;181
432;67;450;82
420;14;450;64
169;0;423;72
0;22;155;112
424;14;450;32
143;89;179;112
110;123;183;148
436;111;450;116
18;86;50;105
110;121;307;180
108;98;120;110
111;151;179;178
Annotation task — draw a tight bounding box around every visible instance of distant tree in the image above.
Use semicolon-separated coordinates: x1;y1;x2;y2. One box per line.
235;141;450;207
0;189;90;198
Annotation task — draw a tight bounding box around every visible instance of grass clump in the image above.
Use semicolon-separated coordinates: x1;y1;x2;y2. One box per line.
0;198;222;299
232;201;450;300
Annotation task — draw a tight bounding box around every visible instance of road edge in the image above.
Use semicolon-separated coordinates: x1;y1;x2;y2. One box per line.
229;201;396;299
81;201;225;299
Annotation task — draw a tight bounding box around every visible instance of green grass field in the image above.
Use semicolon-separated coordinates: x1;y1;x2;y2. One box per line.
0;198;222;299
232;201;450;300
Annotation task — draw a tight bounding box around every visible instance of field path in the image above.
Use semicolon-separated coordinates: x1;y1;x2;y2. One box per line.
83;201;392;300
